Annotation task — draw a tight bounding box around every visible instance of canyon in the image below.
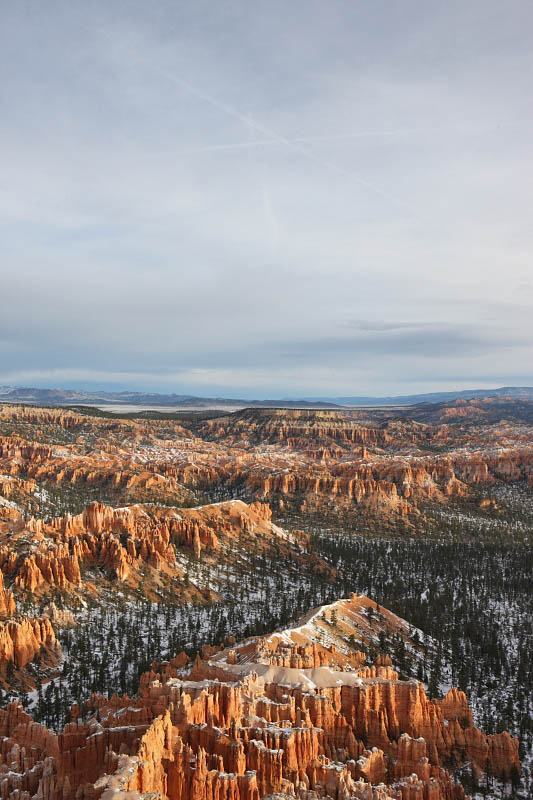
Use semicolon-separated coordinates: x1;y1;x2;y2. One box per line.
0;401;531;525
0;399;531;799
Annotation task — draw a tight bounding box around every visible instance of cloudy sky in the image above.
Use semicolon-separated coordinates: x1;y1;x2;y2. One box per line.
1;1;532;398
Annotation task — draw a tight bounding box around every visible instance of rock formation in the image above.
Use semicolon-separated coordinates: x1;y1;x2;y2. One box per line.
1;402;532;524
0;615;59;672
0;596;519;800
0;400;527;799
0;570;15;618
0;499;293;601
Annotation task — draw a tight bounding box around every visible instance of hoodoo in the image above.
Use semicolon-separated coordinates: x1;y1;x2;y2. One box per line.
0;596;519;800
0;401;529;797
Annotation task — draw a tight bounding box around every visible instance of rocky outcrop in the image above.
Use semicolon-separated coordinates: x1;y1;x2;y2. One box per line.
183;408;533;517
0;595;520;800
0;615;59;670
201;409;392;447
0;500;289;601
235;448;533;517
42;602;77;628
2;403;532;525
0;570;15;617
0;402;527;800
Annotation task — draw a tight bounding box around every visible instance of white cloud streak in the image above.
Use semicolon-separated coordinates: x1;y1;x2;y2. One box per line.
155;68;415;214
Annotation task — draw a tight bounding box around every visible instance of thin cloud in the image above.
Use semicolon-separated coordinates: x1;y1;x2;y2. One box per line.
155;67;415;214
0;2;532;397
168;121;512;157
171;128;421;156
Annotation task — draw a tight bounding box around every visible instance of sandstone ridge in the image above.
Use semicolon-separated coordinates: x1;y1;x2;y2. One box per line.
1;403;532;525
0;596;519;800
0;500;288;602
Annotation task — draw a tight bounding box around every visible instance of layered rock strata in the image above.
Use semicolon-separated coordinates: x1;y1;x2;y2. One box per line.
0;500;290;599
0;596;520;800
0;616;59;672
1;402;532;523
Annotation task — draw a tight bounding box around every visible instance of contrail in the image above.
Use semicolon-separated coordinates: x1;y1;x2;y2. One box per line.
155;68;415;214
160;120;496;157
173;128;420;156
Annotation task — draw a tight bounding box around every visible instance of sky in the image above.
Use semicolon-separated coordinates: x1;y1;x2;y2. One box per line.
1;0;532;399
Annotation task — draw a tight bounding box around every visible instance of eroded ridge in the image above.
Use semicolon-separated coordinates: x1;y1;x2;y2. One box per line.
0;596;519;800
1;401;532;523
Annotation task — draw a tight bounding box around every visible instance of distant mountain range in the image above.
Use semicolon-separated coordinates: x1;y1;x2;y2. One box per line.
0;386;339;409
0;384;532;409
315;386;533;406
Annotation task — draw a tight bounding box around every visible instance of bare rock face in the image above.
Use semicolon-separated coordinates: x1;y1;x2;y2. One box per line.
0;500;285;601
189;407;533;518
42;602;77;629
0;615;59;670
2;403;532;528
0;596;519;800
0;570;15;617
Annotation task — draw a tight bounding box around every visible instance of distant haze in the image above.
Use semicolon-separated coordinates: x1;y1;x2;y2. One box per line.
1;384;532;410
1;1;532;398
